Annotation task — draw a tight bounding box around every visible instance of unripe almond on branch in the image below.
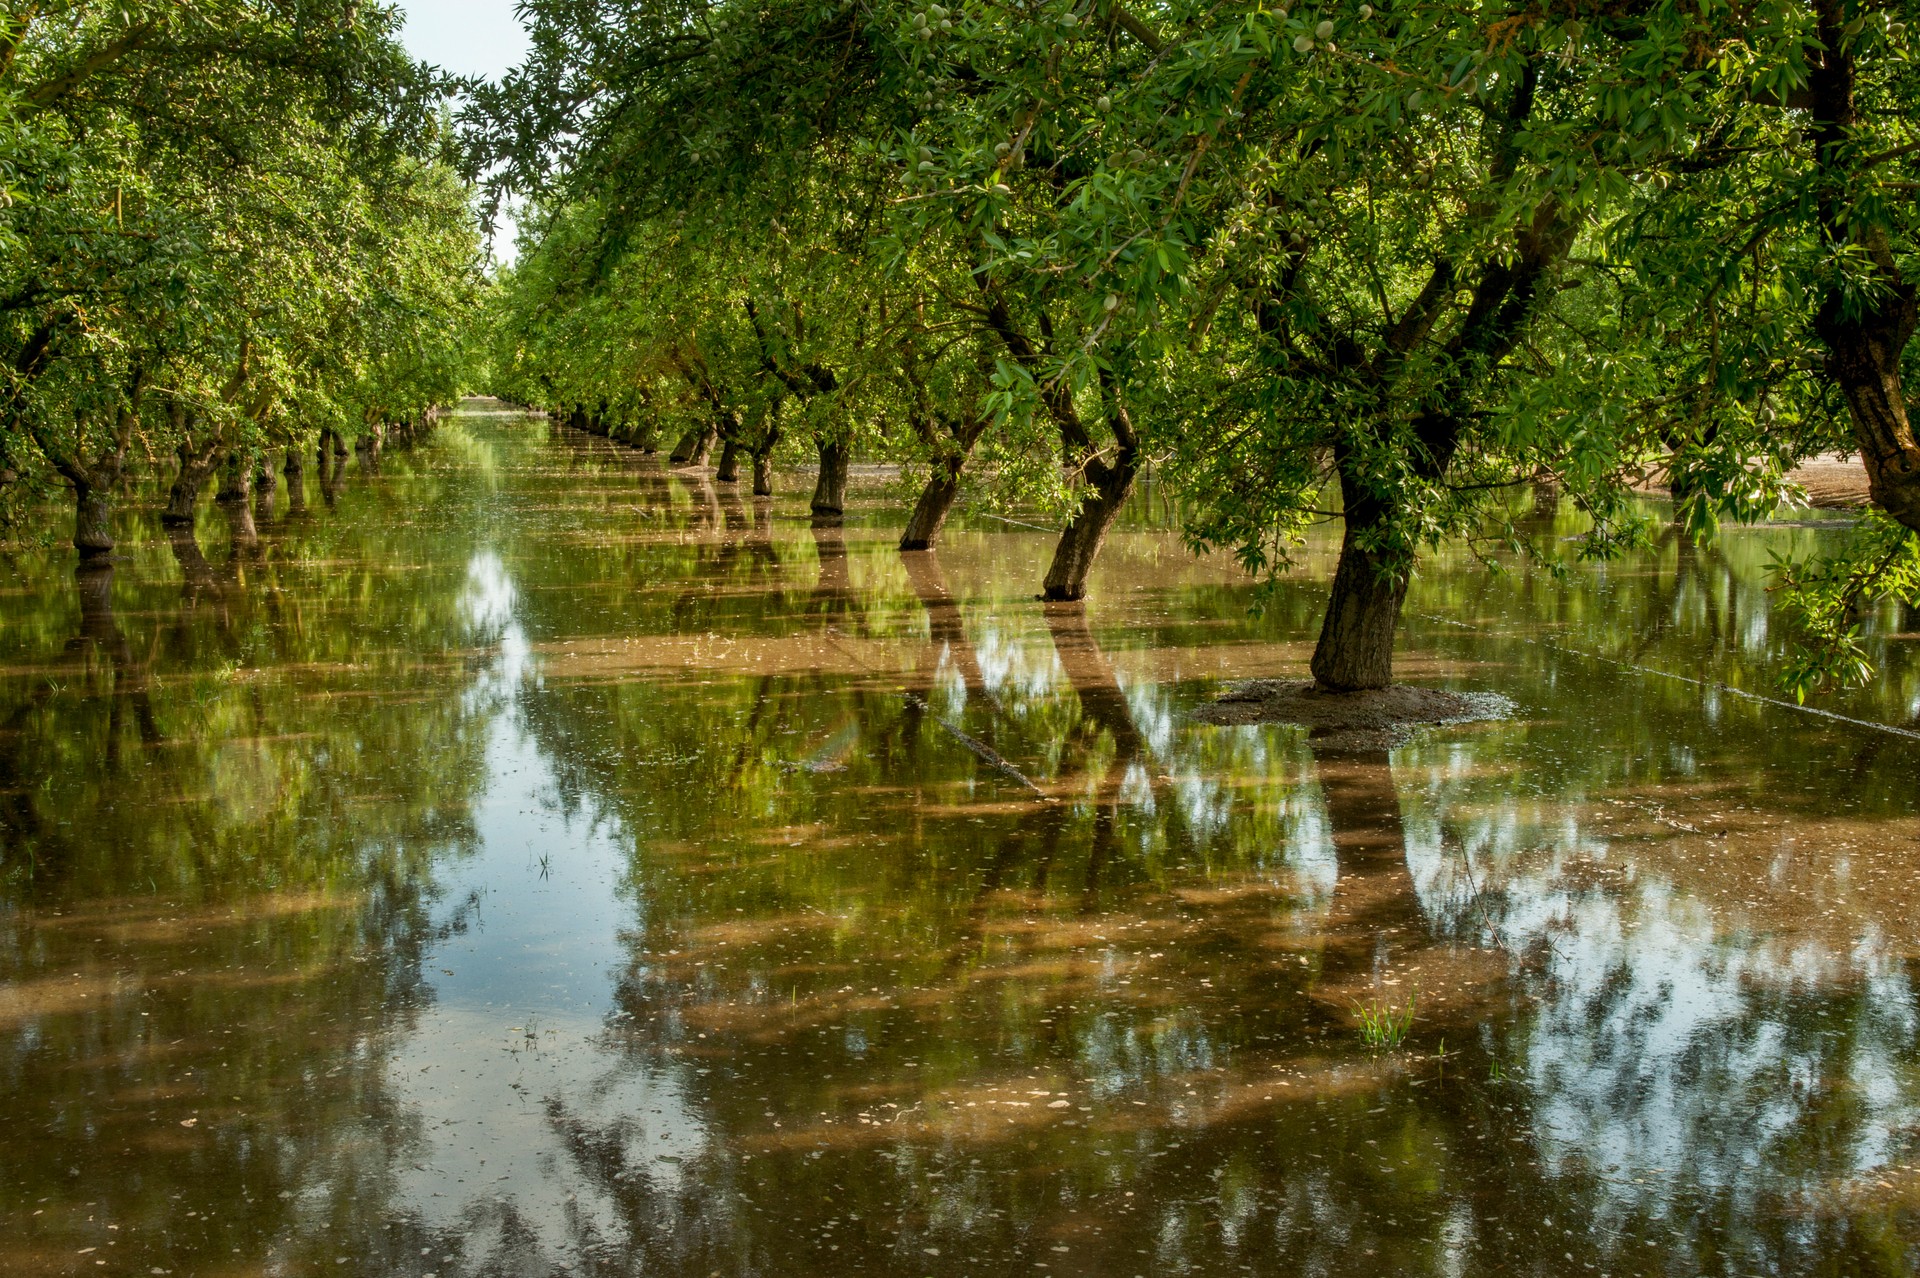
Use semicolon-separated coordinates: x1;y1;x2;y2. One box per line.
1103;293;1120;311
1316;19;1334;38
1097;94;1112;111
1293;33;1314;51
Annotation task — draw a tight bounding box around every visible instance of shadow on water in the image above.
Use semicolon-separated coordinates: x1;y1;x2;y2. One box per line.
0;409;1913;1276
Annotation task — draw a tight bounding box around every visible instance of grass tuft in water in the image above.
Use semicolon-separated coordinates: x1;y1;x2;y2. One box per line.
1352;991;1417;1051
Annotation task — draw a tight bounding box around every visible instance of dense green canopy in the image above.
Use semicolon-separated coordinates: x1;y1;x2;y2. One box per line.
466;0;1920;695
0;2;483;553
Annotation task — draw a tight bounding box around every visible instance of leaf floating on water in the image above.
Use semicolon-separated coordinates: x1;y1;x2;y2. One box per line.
178;1118;198;1128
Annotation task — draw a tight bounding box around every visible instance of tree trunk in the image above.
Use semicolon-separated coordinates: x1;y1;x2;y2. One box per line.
811;437;851;521
752;449;775;497
1309;513;1410;693
218;455;258;547
687;422;718;468
669;425;718;467
900;456;965;551
1803;0;1920;533
217;453;251;504
73;481;114;559
716;437;742;483
162;447;220;527
1041;454;1137;601
284;447;306;514
253;458;277;519
1820;307;1920;531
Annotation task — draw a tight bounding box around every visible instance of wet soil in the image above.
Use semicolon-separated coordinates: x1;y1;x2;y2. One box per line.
1631;452;1873;509
1194;679;1513;749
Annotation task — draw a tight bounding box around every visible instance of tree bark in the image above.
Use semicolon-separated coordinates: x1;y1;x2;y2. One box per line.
750;401;783;497
1310;510;1410;693
716;437;742;483
253;457;276;519
218;454;258;547
162;443;221;527
687;422;717;468
670;423;718;467
1823;313;1920;530
1042;452;1138;601
900;457;964;551
1806;0;1920;532
72;480;114;558
284;446;306;514
217;452;251;504
811;437;851;521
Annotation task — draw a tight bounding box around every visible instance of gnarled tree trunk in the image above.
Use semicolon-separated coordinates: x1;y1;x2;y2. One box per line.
72;481;114;559
751;402;783;497
284;446;306;515
218;454;258;548
716;437;742;483
901;457;964;552
1807;0;1920;533
163;442;222;527
1042;451;1138;601
811;437;851;521
670;423;718;467
253;457;277;519
1309;510;1410;693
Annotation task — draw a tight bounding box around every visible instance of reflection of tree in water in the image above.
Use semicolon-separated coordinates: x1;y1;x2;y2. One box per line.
0;423;598;1268
1395;731;1920;1273
505;556;1916;1276
0;530;513;1276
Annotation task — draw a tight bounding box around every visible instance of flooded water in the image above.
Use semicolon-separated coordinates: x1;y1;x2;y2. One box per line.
1;405;1916;1277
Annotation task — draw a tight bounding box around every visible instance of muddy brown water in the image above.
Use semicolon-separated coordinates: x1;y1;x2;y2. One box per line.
0;406;1916;1277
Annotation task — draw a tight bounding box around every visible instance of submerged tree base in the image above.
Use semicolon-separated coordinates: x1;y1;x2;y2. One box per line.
1195;680;1512;751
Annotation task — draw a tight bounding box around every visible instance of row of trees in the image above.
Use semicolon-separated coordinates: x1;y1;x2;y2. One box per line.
0;2;482;560
473;0;1920;695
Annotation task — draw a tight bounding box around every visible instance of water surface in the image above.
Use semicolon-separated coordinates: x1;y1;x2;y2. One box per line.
1;407;1915;1276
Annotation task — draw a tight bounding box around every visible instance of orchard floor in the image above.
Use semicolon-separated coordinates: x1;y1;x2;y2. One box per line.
1;403;1917;1277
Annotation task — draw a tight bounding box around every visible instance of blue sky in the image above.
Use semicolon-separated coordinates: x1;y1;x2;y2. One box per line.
396;1;532;264
397;0;531;82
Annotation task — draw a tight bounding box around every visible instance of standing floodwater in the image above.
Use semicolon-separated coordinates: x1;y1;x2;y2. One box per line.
0;406;1915;1276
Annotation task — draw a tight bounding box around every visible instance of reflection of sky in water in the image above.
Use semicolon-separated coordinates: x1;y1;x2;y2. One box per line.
3;415;1913;1276
322;474;1920;1271
383;551;708;1267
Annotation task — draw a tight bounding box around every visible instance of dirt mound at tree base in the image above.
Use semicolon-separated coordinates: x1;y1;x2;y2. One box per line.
1194;680;1515;752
